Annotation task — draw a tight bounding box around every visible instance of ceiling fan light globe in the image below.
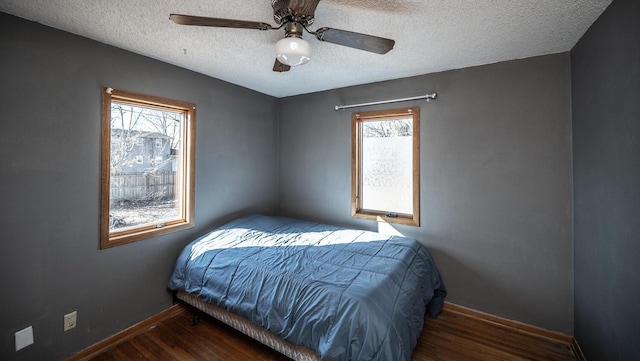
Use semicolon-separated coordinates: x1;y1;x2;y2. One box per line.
276;37;311;66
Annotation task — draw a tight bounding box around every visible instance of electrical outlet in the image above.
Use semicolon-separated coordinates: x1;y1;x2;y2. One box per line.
64;311;77;332
15;326;34;351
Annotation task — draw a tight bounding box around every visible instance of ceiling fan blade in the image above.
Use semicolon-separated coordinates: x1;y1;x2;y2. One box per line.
288;0;322;16
169;14;273;30
315;27;395;54
273;59;291;72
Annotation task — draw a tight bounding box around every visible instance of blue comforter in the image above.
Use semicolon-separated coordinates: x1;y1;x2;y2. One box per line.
168;215;446;361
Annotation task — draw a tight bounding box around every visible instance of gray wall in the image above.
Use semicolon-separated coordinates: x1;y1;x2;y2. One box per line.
0;12;278;361
572;0;640;359
279;53;574;333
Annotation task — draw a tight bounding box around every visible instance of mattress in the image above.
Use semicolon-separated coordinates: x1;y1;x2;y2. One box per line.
168;214;446;361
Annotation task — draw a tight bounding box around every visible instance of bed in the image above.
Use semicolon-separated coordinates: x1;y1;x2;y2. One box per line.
167;214;446;361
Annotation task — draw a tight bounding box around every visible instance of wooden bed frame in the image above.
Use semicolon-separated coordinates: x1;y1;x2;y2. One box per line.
176;291;322;361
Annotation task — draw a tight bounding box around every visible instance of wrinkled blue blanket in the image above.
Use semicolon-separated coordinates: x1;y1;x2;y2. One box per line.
168;215;446;361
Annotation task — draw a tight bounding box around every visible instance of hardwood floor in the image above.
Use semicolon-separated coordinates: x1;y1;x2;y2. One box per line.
80;303;579;361
88;309;290;361
414;305;578;361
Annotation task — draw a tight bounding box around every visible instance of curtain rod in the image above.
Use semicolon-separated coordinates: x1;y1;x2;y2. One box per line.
334;93;437;111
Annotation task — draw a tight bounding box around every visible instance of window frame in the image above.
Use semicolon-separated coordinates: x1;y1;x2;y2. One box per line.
351;107;420;227
100;87;196;249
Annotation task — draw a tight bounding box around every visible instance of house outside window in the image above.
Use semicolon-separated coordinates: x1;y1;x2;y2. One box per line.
101;87;196;248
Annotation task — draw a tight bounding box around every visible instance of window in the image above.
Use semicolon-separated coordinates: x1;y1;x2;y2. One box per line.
351;107;420;226
101;87;196;249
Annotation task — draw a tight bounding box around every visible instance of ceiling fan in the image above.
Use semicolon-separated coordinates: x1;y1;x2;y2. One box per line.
169;0;396;72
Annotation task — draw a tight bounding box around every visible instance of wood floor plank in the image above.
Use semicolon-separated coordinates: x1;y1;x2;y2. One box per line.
82;303;578;361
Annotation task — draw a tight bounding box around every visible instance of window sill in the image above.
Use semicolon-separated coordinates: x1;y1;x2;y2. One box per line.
352;210;419;227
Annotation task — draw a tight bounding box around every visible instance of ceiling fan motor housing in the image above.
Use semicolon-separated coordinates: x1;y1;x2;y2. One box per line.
271;0;314;26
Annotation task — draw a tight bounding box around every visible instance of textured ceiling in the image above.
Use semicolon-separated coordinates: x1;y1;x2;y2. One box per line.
1;0;611;98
